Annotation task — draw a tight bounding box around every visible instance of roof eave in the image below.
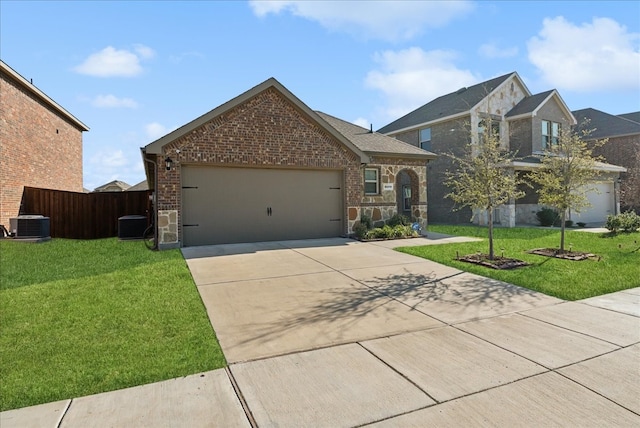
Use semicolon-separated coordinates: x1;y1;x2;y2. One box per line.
0;60;89;131
384;111;470;136
143;78;371;164
365;151;436;161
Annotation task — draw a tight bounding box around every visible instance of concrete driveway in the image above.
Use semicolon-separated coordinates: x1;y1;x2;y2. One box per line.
182;237;639;427
3;236;639;427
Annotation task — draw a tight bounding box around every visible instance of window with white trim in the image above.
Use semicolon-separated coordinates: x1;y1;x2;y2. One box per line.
419;127;431;151
364;168;379;195
542;120;560;149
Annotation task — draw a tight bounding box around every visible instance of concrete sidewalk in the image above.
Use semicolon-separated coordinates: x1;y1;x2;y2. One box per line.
3;237;639;427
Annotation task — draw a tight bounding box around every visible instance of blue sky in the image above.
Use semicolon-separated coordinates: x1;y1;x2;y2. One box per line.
2;1;639;190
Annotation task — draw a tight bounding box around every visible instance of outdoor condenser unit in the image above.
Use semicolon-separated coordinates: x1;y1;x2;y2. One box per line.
9;215;51;238
118;215;147;240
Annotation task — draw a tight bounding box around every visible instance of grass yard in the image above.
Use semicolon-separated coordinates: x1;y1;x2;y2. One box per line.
0;238;225;412
398;225;639;301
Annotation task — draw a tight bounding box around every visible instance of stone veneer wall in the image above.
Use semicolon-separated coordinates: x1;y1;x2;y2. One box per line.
157;209;179;249
348;158;428;232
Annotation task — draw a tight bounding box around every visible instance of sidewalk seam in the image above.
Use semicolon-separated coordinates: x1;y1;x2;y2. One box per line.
225;366;258;428
56;399;72;428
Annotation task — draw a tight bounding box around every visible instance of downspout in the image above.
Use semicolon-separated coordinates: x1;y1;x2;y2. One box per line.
143;154;158;249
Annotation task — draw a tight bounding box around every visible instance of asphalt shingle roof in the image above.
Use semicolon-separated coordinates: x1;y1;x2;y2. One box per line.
617;111;640;124
317;111;436;159
572;108;640;139
505;90;555;117
377;72;515;134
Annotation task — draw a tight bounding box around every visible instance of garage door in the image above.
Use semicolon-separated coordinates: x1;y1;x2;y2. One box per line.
182;166;344;246
573;182;615;224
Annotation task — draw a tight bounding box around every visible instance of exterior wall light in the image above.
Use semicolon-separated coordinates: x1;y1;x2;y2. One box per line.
165;157;173;171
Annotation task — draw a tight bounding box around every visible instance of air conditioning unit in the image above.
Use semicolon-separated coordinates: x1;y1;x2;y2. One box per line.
118;215;148;240
9;215;51;239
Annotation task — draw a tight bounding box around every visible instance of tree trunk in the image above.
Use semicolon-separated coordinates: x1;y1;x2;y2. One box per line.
488;208;494;260
560;210;566;252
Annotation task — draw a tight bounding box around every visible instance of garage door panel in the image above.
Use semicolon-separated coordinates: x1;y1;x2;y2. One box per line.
573;183;614;224
182;166;343;246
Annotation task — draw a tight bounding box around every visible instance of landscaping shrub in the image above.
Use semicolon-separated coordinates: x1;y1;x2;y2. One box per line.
360;215;373;230
606;214;622;233
536;208;560;226
606;211;640;233
364;224;417;240
353;223;368;239
577;222;586;228
565;220;573;228
618;211;640;232
386;213;411;227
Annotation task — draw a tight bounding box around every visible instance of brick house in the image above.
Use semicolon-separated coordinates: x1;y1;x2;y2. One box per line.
0;60;88;228
572;108;640;213
378;72;625;226
141;78;435;248
93;180;131;192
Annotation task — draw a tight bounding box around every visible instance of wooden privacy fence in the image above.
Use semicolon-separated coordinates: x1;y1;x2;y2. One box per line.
19;187;151;239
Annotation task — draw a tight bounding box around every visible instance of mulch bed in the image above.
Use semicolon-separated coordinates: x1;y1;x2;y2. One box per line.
457;253;530;270
528;248;596;261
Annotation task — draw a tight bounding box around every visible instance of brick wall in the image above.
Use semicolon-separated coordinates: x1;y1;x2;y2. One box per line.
0;69;84;227
152;88;363;245
394;117;473;224
592;134;640;211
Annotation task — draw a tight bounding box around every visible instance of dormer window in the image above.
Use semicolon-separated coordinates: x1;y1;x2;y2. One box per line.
542;120;560;149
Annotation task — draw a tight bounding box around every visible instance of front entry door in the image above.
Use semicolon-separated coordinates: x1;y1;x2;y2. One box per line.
402;185;412;217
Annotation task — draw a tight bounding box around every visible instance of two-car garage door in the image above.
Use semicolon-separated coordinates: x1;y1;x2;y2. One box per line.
182;166;344;246
572;182;615;224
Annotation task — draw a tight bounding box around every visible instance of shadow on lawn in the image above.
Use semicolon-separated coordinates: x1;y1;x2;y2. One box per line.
224;267;551;359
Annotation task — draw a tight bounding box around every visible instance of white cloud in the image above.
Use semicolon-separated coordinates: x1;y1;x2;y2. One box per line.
478;42;518;59
249;0;474;41
353;117;370;129
91;94;138;108
365;47;479;120
74;45;155;77
91;149;128;168
133;44;156;59
145;122;169;140
528;17;640;92
169;51;205;64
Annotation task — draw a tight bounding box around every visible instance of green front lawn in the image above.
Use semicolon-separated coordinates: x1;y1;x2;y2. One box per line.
398;225;639;301
0;238;225;412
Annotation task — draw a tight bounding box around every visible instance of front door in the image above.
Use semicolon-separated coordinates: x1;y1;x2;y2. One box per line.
402;185;412;217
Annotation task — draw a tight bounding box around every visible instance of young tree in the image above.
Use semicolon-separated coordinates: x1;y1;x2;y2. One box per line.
528;123;604;251
444;119;525;260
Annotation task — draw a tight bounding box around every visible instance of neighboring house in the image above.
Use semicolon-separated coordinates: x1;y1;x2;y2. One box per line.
126;179;149;191
378;72;625;226
0;60;88;227
572;108;640;213
93;180;131;192
141;78;435;248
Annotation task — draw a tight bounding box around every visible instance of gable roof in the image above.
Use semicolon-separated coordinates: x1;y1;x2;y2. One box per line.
316;112;436;160
617;111;640;124
126;180;149;191
142;77;370;163
506;89;576;124
0;60;89;131
378;72;526;134
572;108;640;139
93;180;131;192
